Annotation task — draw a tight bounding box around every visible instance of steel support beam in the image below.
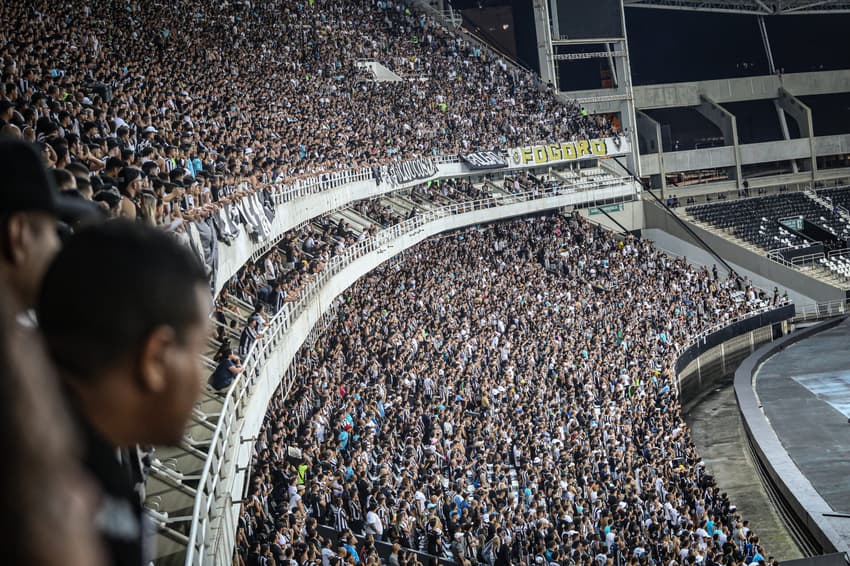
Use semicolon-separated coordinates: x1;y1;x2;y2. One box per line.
606;43;620;87
553;0;640;176
532;0;558;89
634;70;850;110
553;50;627;61
623;0;850;15
549;0;561;40
636;111;667;194
757;15;800;173
552;37;623;45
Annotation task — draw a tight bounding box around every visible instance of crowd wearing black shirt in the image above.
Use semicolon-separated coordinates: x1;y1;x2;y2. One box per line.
236;214;782;566
0;0;616;233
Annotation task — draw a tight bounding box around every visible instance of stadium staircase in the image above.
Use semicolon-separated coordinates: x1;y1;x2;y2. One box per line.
415;0;463;29
146;293;257;565
813;187;850;225
805;188;836;212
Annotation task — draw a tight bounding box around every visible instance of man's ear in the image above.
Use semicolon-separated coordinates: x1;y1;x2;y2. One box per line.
138;326;177;394
2;214;27;264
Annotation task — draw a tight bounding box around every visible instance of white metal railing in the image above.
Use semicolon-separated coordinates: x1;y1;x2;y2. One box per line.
234;159;628;271
672;302;796;395
765;246;826;270
828;247;850;259
205;137;632;299
183;180;635;565
268;155;471;209
791;251;827;266
792;299;850;322
271;166;376;206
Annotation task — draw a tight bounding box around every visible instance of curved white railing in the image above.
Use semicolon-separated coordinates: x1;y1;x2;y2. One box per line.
207;138;631;296
792;299;850;321
183;180;638;565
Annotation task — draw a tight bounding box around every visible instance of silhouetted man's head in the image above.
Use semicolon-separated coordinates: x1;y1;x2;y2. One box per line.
38;220;210;446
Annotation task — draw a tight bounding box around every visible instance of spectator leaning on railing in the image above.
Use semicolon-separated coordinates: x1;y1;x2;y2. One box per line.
210;342;245;392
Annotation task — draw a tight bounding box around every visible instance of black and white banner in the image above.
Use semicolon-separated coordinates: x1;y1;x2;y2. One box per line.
380;158;438;187
182;188;276;291
461;151;508;170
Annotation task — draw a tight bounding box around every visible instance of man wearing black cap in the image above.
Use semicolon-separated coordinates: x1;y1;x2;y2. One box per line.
0;139;97;311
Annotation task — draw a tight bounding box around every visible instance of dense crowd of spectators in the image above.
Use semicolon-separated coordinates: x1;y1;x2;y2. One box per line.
0;0;618;235
236;214;782;566
0;1;799;566
209;176;505;390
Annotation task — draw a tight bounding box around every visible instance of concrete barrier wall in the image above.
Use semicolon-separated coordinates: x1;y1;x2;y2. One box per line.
213;161;638;296
577;199;645;232
734;317;850;555
678;326;776;412
633;70;850;110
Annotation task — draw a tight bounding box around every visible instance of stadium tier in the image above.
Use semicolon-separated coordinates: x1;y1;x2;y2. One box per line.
3;0;848;565
686;192;850;253
233;213;782;566
0;0;613;211
684;189;850;284
817;186;850;215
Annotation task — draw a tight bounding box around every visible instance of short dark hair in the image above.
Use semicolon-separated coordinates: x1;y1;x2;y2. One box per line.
105;156;123;171
64;160;88;176
50;168;75;189
38;220;209;379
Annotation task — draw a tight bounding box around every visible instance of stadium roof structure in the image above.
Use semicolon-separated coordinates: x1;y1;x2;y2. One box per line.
622;0;850;14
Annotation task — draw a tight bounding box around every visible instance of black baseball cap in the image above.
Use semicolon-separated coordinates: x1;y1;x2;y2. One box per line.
0;139;103;222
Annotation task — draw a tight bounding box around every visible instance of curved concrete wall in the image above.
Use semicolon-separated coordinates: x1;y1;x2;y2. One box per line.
213;158;639;296
675;308;792;412
214;160;466;296
734;318;850;555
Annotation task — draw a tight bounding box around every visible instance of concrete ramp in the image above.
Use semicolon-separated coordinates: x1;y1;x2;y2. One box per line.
354;61;403;82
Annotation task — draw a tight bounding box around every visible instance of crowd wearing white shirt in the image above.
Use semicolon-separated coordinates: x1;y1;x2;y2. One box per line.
236;214;783;566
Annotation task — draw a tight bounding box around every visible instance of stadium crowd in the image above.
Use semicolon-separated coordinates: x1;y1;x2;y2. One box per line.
210;173;532;389
0;0;617;233
0;1;793;566
236;214;782;566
